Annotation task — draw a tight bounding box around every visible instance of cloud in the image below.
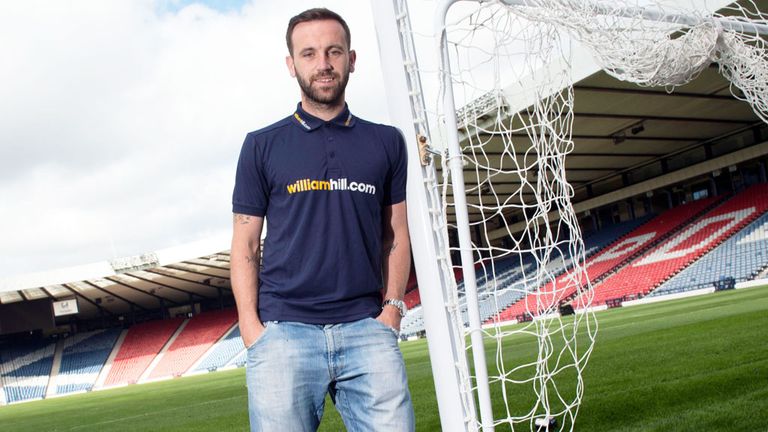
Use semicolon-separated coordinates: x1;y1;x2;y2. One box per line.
0;0;388;277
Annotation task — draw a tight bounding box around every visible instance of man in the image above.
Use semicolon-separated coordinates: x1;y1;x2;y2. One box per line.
231;8;414;432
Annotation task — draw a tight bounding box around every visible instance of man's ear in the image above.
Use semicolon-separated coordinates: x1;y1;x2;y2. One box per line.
348;49;356;73
286;55;296;78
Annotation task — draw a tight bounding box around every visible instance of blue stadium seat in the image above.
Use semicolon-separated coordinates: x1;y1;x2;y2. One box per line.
0;340;56;403
651;212;768;296
56;328;121;395
192;325;244;372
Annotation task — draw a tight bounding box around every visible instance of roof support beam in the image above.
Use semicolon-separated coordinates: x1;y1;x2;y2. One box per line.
571;112;751;125
144;269;225;291
123;273;209;300
82;281;150;312
182;260;231;271
61;284;114;316
573;85;738;101
165;264;232;285
104;276;183;306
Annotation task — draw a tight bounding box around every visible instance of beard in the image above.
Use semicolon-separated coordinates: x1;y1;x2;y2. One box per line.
296;68;350;107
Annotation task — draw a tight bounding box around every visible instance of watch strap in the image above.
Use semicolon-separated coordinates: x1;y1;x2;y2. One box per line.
382;299;406;317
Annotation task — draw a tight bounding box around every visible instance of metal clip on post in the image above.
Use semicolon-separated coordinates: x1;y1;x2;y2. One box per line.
418;134;441;166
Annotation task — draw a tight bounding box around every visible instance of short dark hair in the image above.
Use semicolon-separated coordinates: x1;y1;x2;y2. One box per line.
286;8;351;56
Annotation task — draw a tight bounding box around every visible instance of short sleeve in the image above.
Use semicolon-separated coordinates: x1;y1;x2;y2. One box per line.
232;134;269;216
383;128;408;206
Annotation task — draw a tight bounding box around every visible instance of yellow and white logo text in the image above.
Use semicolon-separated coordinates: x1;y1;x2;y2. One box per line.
286;178;376;195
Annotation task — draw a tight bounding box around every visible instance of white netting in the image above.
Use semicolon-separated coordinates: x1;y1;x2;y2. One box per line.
409;0;768;431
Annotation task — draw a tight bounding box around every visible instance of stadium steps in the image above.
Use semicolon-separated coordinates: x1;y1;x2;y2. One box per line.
564;196;726;306
578;183;768;306
650;202;768;296
54;329;121;395
227;348;248;369
648;191;768;296
189;323;244;374
489;196;723;321
146;309;238;380
93;329;128;389
101;318;184;388
44;338;65;398
140;319;190;382
585;196;725;289
756;263;768;279
0;340;56;403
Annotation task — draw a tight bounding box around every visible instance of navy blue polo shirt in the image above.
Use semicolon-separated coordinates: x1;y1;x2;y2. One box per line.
232;103;407;324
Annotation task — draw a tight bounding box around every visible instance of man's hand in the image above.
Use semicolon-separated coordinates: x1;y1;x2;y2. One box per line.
376;304;402;331
241;319;266;348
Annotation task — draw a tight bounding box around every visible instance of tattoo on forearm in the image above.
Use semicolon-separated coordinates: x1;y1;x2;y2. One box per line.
235;214;252;225
385;242;398;256
245;255;259;268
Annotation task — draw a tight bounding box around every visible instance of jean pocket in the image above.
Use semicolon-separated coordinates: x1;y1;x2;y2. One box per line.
246;322;274;351
368;317;400;338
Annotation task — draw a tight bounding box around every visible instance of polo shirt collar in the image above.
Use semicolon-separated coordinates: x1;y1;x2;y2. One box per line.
292;103;356;132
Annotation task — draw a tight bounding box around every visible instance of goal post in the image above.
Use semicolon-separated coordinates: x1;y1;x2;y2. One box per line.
373;0;768;431
370;1;478;430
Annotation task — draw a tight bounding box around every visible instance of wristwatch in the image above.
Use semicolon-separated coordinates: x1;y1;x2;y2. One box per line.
382;299;408;317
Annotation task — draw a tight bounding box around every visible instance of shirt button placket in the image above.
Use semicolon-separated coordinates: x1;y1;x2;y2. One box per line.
326;133;339;169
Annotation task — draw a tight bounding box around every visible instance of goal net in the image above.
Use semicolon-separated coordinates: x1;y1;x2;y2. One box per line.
376;0;768;431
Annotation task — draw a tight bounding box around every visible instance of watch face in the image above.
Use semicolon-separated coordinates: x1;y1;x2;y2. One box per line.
385;299;406;317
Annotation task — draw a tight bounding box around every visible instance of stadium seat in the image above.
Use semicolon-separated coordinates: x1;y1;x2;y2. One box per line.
492;197;719;321
55;329;121;395
192;324;244;373
147;309;238;379
576;184;768;306
652;210;768;296
0;340;56;403
102;318;184;387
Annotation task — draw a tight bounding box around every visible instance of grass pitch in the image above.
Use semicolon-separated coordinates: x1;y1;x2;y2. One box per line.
1;286;766;431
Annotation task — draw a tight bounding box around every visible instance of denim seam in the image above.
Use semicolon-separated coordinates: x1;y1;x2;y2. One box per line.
335;385;362;432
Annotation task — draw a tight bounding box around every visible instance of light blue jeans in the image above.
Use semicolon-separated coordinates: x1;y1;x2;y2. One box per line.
245;317;415;432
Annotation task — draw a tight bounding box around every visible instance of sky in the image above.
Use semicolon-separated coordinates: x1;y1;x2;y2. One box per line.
0;0;435;278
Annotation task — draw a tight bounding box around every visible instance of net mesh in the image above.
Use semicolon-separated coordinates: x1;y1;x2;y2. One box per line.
408;0;768;430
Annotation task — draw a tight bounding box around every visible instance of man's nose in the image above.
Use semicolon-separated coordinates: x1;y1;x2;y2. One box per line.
317;54;332;70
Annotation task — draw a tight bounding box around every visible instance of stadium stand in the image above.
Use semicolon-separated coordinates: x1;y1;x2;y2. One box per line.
400;216;656;336
651;211;768;296
507;198;716;319
0;340;56;403
102;318;183;387
403;288;421;310
54;329;121;395
487;204;713;322
191;324;244;373
581;214;656;259
147;309;238;379
227;347;248;368
575;183;768;307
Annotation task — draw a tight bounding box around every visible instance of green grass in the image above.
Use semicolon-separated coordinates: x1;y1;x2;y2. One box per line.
1;286;766;431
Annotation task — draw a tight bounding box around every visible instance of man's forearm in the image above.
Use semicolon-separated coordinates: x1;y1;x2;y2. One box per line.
231;213;265;345
382;233;410;301
231;246;260;321
381;201;411;304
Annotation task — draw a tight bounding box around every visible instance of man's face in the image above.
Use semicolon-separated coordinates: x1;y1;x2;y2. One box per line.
286;19;356;107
